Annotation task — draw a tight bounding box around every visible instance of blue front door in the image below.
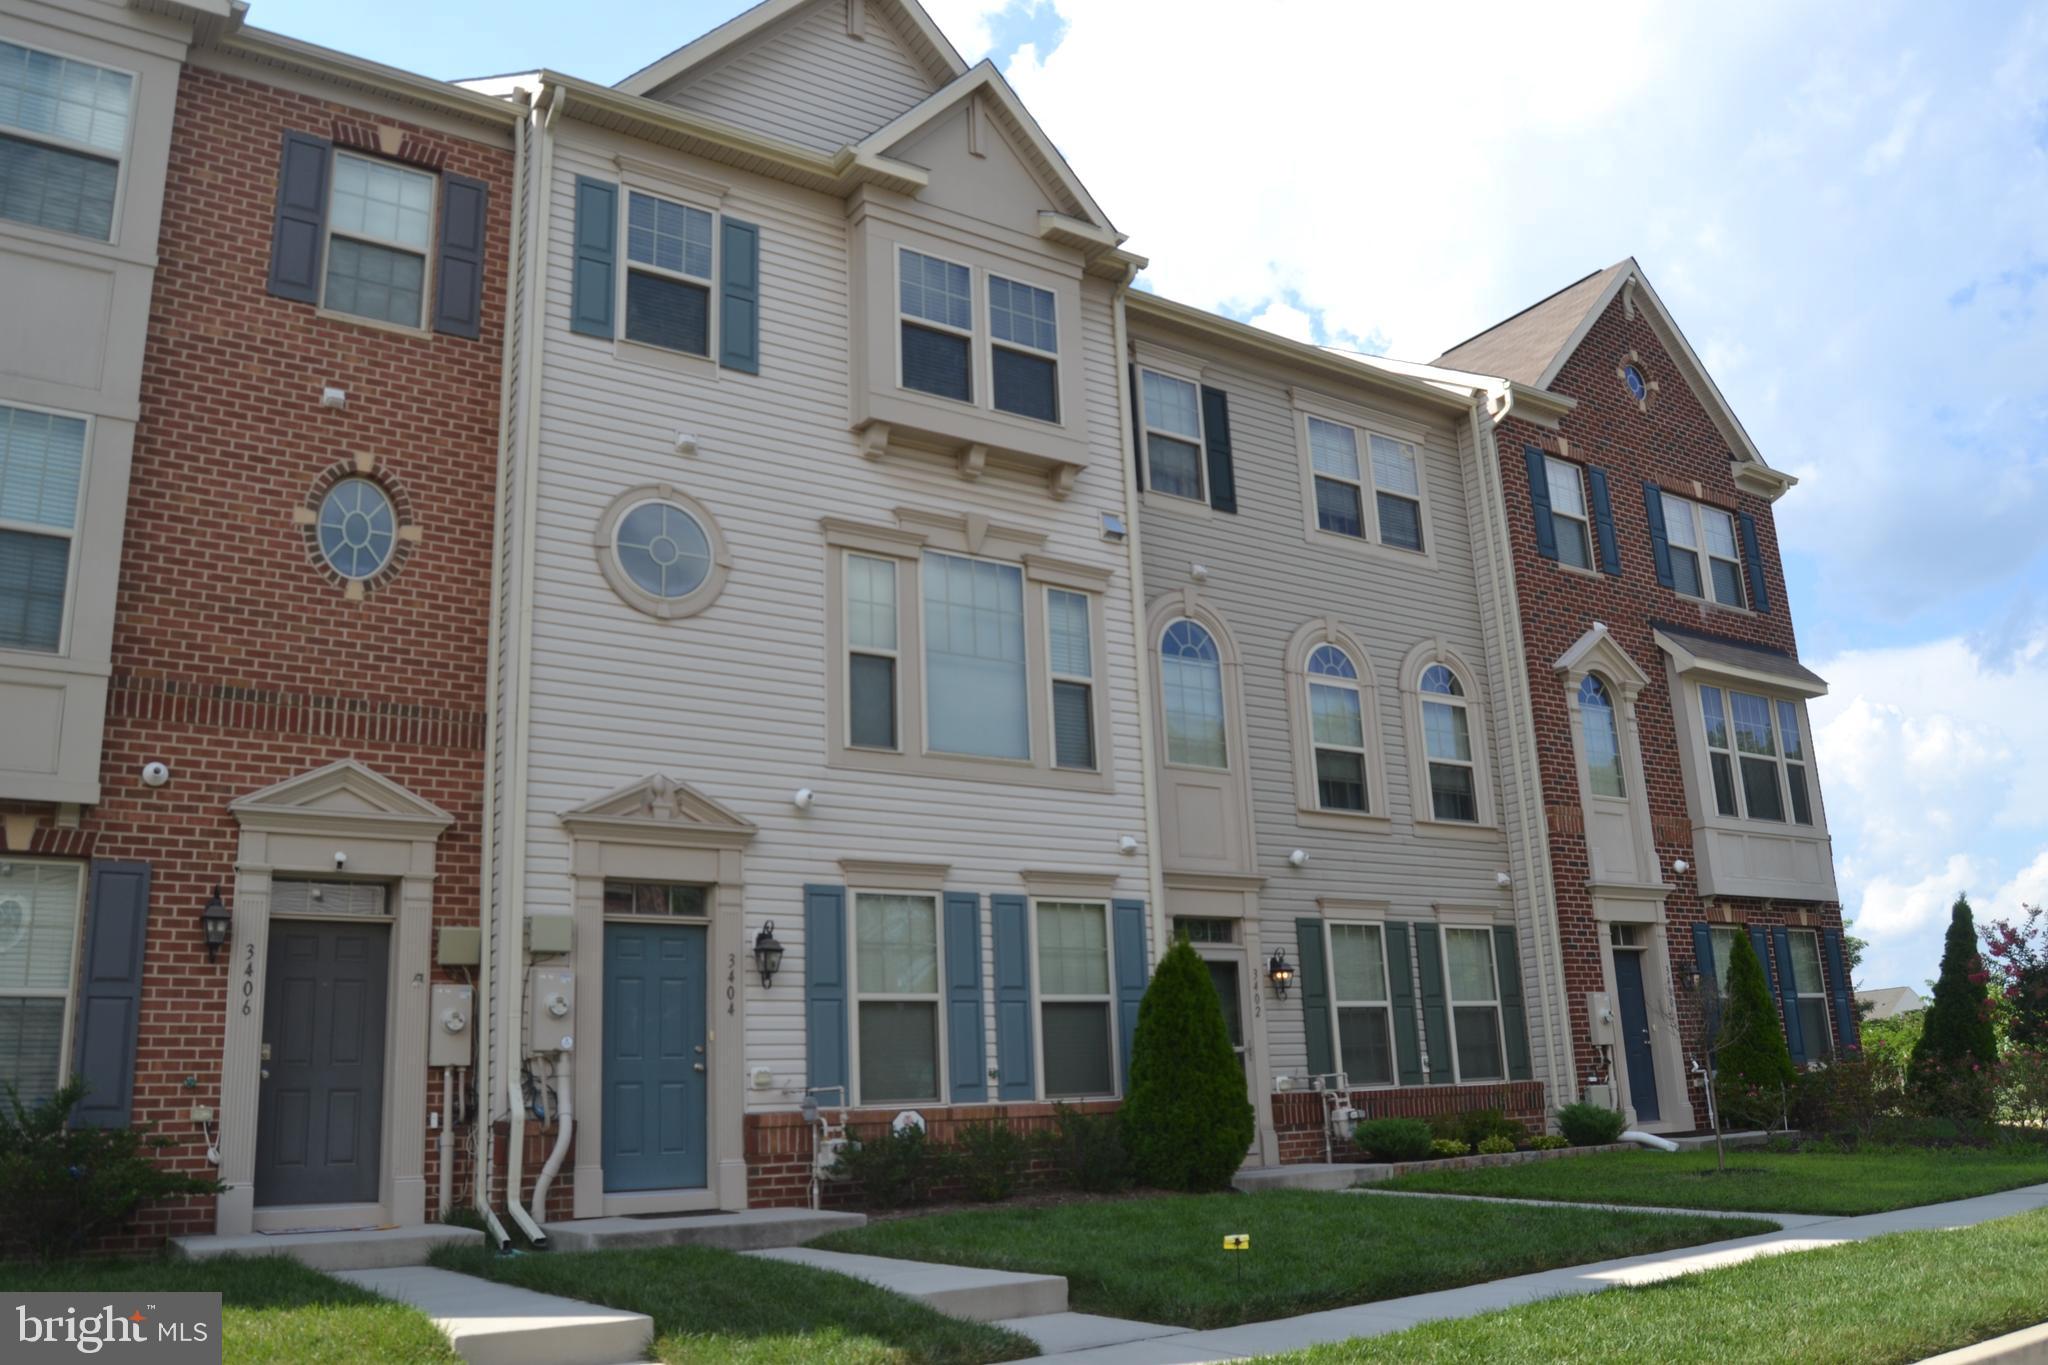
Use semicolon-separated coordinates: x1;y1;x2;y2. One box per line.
603;922;708;1192
1613;949;1661;1123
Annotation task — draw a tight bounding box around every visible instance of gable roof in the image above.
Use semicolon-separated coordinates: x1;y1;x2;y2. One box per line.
615;0;965;99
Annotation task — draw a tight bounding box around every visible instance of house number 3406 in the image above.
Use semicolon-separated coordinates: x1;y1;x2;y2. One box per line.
240;942;256;1015
726;953;736;1015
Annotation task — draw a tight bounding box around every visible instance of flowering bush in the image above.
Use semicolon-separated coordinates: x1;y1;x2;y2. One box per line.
1983;905;2048;1050
1995;1047;2048;1128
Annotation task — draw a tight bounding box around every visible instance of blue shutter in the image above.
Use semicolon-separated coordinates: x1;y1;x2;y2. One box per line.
1823;928;1858;1052
1739;512;1772;613
1773;925;1806;1063
1111;900;1149;1093
1643;481;1675;588
72;861;150;1128
266;130;331;303
803;885;848;1096
432;172;488;339
990;894;1034;1100
1748;924;1777;997
943;892;987;1102
1411;923;1453;1084
1522;446;1558;561
718;217;760;373
1587;465;1622;576
1200;386;1237;514
1295;918;1333;1077
1492;925;1532;1081
570;176;617;338
1692;922;1722;1050
1384;922;1423;1085
1129;364;1145;491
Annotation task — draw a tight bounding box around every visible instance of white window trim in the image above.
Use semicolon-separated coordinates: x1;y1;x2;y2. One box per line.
0;38;136;247
1323;919;1399;1089
1661;491;1748;610
918;547;1033;765
1544;456;1597;572
1697;682;1819;828
1284;620;1389;828
1029;897;1120;1102
0;858;87;1105
591;483;730;621
1578;673;1627;799
987;273;1059;425
318;150;439;333
1158;615;1231;773
1439;924;1507;1085
1290;393;1435;563
896;244;977;406
617;184;721;363
1787;928;1834;1056
844;551;902;754
1400;641;1497;832
848;888;949;1108
1044;586;1097;773
1136;363;1207;507
0;400;90;659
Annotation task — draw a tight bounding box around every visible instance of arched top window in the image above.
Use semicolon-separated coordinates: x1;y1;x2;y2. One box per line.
1308;644;1358;680
1420;663;1462;697
1160;619;1227;768
1417;659;1477;822
1579;674;1626;798
1305;642;1369;811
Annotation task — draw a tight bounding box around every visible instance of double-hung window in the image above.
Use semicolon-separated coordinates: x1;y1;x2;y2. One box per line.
1327;923;1396;1085
922;551;1028;760
1545;457;1594;570
853;892;942;1104
0;405;85;653
1307;416;1425;551
0;860;84;1107
1037;900;1114;1098
624;191;714;356
1307;645;1368;811
1139;370;1204;502
900;248;973;403
324;152;436;328
1419;665;1477;821
1709;925;1741;997
1786;930;1833;1058
1047;588;1095;770
1699;685;1814;826
0;41;131;242
989;276;1058;421
1443;926;1505;1082
845;554;899;750
1160;619;1227;768
1661;492;1746;607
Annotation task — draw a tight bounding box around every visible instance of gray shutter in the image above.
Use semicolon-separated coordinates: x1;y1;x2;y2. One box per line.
1522;446;1557;561
990;894;1034;1100
803;885;848;1095
1644;481;1675;588
570;176;617;338
1692;922;1722;1049
432;172;488;339
72;861;150;1128
942;891;986;1102
1295;918;1333;1077
1411;923;1453;1084
266;130;331;303
1587;465;1622;576
718;217;760;373
1492;925;1532;1081
1823;928;1857;1051
1739;511;1772;613
1129;364;1145;491
1773;925;1806;1063
1111;900;1148;1092
1384;922;1423;1085
1200;386;1237;514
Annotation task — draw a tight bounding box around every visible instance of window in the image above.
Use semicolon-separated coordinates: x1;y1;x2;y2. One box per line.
624;191;714;355
1307;415;1425;552
1661;492;1746;608
324;152;435;327
1420;664;1477;822
0;41;131;241
923;551;1027;760
1545;458;1594;570
1699;685;1739;817
1709;925;1741;997
0;860;83;1107
1037;900;1114;1098
846;554;899;751
614;499;712;600
1779;700;1814;826
0;405;84;652
1160;619;1226;768
1623;364;1647;402
1786;930;1833;1058
1047;588;1094;770
900;248;972;403
1307;645;1368;812
316;477;396;581
1328;923;1396;1085
1175;917;1236;945
1579;675;1625;798
602;881;708;916
989;276;1057;422
854;892;941;1104
1443;926;1504;1081
1697;685;1815;826
1139;370;1204;502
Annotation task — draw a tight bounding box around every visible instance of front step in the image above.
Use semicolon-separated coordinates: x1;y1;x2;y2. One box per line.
543;1206;865;1253
1232;1162;1368;1193
336;1266;653;1365
749;1246;1067;1323
170;1224;484;1271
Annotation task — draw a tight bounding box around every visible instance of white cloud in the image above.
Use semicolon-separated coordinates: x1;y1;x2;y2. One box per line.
1989;849;2048;918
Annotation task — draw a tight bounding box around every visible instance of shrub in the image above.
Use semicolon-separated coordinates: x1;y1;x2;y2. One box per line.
1556;1101;1627;1147
0;1080;221;1264
1429;1138;1470;1159
1475;1134;1517;1156
1789;1051;1899;1138
1355;1117;1434;1162
953;1120;1027;1202
1429;1107;1524;1149
1040;1103;1131;1193
1996;1048;2048;1129
1713;929;1797;1127
1983;905;2048;1050
1912;896;1999;1121
1528;1134;1570;1151
1121;938;1256;1192
828;1122;943;1209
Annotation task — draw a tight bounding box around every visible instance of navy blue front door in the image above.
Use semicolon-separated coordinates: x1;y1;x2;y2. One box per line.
1613;950;1660;1123
603;922;708;1192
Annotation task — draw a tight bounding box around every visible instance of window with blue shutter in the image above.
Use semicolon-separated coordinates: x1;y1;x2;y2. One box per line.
1410;923;1453;1084
990;894;1034;1100
1522;446;1557;561
1383;921;1424;1085
1587;465;1622;576
1492;925;1533;1081
803;885;848;1097
1772;925;1807;1062
1200;386;1236;514
267;130;332;303
1739;511;1772;613
1823;928;1858;1052
432;173;488;339
1296;918;1333;1077
1643;481;1675;589
1692;922;1723;1049
570;176;617;339
942;892;987;1102
1111;900;1148;1093
72;861;150;1128
718;217;760;373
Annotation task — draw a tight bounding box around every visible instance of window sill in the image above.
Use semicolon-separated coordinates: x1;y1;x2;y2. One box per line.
1305;526;1436;570
616;335;717;375
0;216;135;263
1550;560;1607;582
1293;807;1393;834
1671;590;1755;619
314;307;433;341
829;744;1115;794
1411;818;1504;843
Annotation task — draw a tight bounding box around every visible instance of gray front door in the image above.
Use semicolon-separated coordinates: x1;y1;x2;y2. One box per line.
603;921;708;1192
1613;949;1661;1123
255;918;390;1207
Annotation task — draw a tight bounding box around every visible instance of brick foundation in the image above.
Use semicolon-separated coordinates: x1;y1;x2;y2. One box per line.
1271;1082;1548;1163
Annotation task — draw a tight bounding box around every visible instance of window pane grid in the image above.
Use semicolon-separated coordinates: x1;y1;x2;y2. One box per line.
1160;619;1226;768
899;249;971;332
855;893;938;996
989;276;1056;353
1037;900;1109;997
0;131;116;239
1309;420;1368;538
1579;675;1625;798
0;861;82;1107
1445;927;1504;1081
615;500;711;599
0;43;133;154
0;405;85;531
626;192;713;279
325;237;427;328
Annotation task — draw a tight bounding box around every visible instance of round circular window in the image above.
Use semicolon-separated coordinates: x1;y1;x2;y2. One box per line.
1622;364;1648;402
594;484;729;620
317;478;397;580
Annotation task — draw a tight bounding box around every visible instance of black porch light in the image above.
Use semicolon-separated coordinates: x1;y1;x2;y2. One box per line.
1268;949;1296;999
754;920;785;988
200;884;231;962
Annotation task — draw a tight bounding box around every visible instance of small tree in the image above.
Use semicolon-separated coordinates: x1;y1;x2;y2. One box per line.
1713;930;1796;1131
1121;936;1254;1191
1982;904;2048;1051
1910;895;1999;1119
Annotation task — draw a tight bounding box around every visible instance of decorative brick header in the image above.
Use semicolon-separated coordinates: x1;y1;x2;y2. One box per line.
109;671;485;751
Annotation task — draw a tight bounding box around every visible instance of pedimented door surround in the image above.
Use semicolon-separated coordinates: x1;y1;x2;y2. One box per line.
218;759;452;1235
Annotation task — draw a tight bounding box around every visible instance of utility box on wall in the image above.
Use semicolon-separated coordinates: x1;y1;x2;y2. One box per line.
526;913;573;955
528;966;575;1052
429;983;473;1067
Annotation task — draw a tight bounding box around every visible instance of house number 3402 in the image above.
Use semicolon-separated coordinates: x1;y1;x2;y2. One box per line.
726;953;736;1014
240;942;256;1016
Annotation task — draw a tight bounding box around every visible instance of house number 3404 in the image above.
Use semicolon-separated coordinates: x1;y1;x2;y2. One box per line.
240;942;256;1016
726;953;736;1014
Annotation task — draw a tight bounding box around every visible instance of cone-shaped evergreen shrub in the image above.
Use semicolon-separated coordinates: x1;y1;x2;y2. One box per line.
1121;936;1255;1191
1910;896;1999;1119
1713;929;1796;1127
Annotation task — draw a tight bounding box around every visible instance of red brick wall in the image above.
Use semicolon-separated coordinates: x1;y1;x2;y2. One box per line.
12;67;511;1250
1496;289;1846;1128
1271;1083;1547;1164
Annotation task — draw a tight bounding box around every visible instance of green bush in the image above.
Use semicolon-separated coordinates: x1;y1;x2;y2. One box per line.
828;1122;943;1210
1475;1135;1518;1156
1713;929;1797;1127
953;1120;1027;1202
1428;1106;1525;1149
1355;1117;1434;1162
1429;1137;1470;1159
1120;938;1256;1192
1528;1134;1571;1151
1556;1101;1627;1147
0;1080;220;1264
1790;1051;1900;1139
1040;1103;1131;1193
1911;896;1999;1121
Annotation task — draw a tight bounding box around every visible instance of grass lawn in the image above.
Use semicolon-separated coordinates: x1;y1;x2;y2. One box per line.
810;1190;1775;1329
1261;1206;2048;1364
432;1243;1033;1364
1379;1145;2048;1216
0;1255;457;1364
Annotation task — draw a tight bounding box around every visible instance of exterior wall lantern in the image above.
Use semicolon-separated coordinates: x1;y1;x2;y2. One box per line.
1268;949;1295;999
201;884;231;962
753;920;785;988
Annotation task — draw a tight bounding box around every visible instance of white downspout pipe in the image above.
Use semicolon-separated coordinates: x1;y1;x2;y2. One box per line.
529;1051;573;1229
438;1067;453;1219
1622;1129;1680;1152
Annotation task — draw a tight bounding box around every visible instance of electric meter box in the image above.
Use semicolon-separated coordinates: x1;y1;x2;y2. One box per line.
436;926;481;966
528;966;576;1052
526;913;573;955
429;984;473;1066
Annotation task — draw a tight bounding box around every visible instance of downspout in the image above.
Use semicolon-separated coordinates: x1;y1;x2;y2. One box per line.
528;1051;573;1226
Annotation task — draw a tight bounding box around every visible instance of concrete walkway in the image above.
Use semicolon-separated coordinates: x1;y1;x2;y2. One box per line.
335;1265;653;1365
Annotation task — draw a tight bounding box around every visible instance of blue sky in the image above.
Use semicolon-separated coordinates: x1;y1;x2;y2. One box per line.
253;0;2048;990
